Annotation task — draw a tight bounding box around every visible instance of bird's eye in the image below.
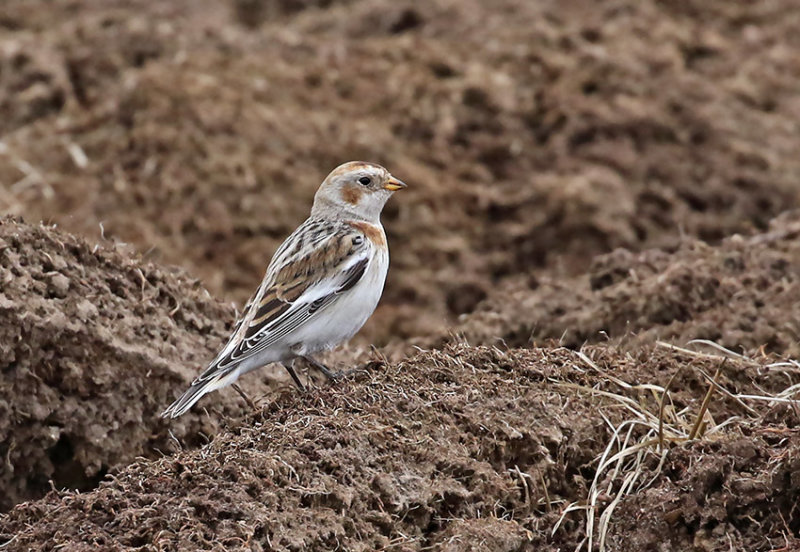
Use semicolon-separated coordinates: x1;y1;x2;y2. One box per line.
358;176;371;186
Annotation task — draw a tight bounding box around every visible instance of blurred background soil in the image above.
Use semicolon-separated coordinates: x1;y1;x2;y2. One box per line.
1;0;800;550
2;0;800;342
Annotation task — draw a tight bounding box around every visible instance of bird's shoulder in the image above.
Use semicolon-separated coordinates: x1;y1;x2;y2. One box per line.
267;217;378;286
343;219;386;249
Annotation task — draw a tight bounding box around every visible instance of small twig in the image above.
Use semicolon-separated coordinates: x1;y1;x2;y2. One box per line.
233;383;258;411
538;469;552;513
167;429;182;451
512;465;531;512
658;368;682;451
689;360;725;441
0;534;19;549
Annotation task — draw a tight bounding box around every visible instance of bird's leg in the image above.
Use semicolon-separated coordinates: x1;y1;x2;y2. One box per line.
282;360;306;391
302;355;343;381
231;383;258;411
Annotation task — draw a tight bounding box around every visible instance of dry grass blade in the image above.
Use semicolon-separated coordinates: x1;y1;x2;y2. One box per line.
656;341;753;363
685;339;750;360
551;346;800;551
597;449;652;551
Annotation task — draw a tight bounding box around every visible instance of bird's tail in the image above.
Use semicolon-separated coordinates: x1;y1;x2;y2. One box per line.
161;367;241;418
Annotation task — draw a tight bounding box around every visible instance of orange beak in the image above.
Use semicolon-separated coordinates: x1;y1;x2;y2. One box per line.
383;176;407;191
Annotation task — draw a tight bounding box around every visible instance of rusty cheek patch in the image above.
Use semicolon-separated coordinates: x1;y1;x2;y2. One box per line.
348;220;386;248
341;186;363;205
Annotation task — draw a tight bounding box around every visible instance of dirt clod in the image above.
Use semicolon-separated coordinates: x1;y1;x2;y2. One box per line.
451;211;800;357
1;345;797;551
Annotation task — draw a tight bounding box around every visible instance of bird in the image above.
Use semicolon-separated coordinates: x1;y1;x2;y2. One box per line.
161;161;406;418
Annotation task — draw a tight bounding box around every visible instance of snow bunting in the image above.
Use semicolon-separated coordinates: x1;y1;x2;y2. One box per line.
162;161;406;418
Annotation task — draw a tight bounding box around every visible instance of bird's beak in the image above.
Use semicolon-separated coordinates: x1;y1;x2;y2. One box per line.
383;176;407;191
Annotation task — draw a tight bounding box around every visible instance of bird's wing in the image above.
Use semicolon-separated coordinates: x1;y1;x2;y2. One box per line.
193;219;372;385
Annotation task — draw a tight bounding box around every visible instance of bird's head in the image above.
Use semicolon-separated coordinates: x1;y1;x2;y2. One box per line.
311;161;406;222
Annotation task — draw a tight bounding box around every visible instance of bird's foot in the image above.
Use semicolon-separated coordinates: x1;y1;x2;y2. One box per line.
302;355;340;381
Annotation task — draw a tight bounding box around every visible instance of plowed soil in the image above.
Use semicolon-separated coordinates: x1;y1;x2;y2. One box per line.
1;0;800;550
2;345;799;551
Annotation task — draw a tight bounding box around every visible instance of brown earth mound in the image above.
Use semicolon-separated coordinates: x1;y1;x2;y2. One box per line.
2;0;800;341
0;216;282;512
0;344;797;551
2;0;800;549
450;211;800;357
